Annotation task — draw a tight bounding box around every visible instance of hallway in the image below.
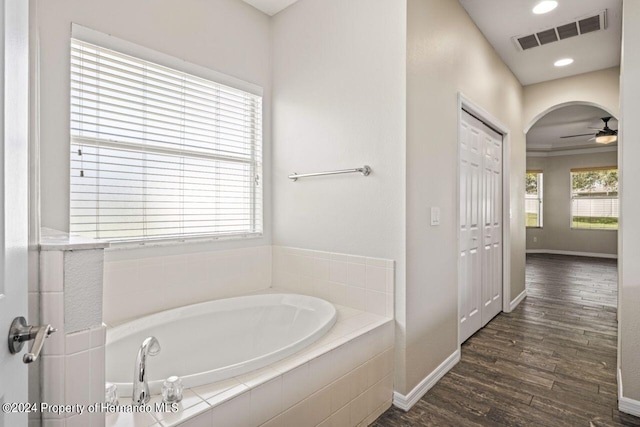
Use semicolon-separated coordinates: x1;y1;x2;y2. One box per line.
374;254;640;426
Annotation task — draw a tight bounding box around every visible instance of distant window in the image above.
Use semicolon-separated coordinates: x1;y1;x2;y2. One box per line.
570;168;618;230
69;39;263;242
526;171;543;228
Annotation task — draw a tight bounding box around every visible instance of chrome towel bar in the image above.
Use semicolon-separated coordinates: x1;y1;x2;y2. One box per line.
288;165;371;181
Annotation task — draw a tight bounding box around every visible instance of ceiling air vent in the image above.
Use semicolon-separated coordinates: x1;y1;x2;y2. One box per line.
579;15;601;34
536;29;558;45
557;22;579;40
517;35;539;50
513;10;607;51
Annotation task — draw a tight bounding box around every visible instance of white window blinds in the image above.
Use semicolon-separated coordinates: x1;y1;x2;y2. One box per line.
70;39;263;242
570;168;618;230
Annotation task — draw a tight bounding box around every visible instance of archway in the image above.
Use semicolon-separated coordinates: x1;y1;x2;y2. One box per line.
525;100;619;134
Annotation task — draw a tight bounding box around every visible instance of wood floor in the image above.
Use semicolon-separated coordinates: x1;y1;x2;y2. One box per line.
373;254;640;426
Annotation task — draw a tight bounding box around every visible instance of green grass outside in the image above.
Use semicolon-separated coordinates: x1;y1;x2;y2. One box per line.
572;216;618;230
527;213;618;229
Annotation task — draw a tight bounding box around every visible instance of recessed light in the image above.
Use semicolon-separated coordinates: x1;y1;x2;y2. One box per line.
554;58;574;67
533;1;558;14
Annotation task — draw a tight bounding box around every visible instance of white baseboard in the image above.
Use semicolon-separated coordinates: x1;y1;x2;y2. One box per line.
526;249;617;259
392;349;460;411
509;289;527;311
618;368;640;417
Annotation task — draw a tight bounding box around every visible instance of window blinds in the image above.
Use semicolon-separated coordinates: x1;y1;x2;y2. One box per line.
70;39;263;242
570;168;618;230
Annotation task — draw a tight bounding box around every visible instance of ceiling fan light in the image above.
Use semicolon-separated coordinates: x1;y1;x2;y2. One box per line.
595;134;617;144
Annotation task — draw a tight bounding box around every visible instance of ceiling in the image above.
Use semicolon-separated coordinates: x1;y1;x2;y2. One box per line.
527;104;617;152
241;0;298;15
459;0;622;85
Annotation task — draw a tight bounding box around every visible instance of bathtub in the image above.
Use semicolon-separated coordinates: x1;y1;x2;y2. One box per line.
106;293;337;396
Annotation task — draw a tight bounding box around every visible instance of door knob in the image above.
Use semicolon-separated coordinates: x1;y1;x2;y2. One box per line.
8;316;57;364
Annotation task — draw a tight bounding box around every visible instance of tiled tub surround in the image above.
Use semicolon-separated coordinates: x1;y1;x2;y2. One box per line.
103;246;272;325
39;229;110;427
272;246;395;319
106;302;394;427
41;325;108;427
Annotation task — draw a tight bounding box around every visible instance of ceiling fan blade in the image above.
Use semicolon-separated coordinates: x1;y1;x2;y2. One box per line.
560;133;595;138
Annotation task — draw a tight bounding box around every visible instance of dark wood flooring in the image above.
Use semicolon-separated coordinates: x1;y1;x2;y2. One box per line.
373;254;640;426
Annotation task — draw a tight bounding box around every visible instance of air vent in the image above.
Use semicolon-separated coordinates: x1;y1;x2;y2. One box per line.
557;22;579;40
536;29;558;45
518;35;539;50
512;10;607;51
579;15;601;34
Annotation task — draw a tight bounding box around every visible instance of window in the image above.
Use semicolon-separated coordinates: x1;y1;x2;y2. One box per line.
70;38;262;242
570;167;618;230
526;171;543;228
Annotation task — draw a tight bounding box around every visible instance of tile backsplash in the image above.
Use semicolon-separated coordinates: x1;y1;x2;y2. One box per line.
272;246;395;318
103;245;395;325
103;246;272;325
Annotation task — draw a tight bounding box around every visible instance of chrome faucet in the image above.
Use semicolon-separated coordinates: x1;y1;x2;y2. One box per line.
132;336;161;404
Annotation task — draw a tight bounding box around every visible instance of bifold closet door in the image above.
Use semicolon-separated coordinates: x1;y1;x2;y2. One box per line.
459;110;503;344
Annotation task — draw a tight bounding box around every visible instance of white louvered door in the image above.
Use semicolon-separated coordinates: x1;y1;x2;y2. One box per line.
459;110;503;344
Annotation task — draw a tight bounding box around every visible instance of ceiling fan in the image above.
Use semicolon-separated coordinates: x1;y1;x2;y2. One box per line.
560;117;618;144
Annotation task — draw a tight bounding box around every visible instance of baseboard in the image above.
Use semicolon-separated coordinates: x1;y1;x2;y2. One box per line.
392;349;460;411
526;249;617;259
509;289;527;311
618;368;640;417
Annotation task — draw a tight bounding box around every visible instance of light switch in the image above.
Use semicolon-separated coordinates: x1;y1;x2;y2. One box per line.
431;207;440;226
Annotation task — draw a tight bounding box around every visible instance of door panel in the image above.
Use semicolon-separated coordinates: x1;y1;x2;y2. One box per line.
459;111;483;343
0;1;30;425
459;110;503;343
482;128;503;325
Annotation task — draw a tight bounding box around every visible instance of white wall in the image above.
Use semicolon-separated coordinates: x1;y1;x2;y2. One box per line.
271;0;406;260
103;246;271;324
526;151;618;256
619;0;640;404
34;0;273;257
523;67;620;132
405;0;526;395
271;0;407;389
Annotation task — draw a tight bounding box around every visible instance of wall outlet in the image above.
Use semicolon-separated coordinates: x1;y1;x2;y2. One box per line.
533;236;538;243
431;207;440;226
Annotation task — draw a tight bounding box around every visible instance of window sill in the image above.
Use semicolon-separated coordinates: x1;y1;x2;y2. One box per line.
105;232;264;251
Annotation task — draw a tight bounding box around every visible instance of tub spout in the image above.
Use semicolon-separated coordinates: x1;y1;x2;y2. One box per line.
132;336;161;404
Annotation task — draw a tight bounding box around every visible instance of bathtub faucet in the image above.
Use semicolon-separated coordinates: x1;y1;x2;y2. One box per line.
132;336;161;404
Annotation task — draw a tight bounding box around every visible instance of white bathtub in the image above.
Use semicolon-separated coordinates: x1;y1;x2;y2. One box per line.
106;293;337;396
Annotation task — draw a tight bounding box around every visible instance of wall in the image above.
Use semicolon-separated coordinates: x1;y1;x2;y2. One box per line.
271;0;407;391
103;246;271;324
619;0;640;406
405;0;525;395
523;67;620;131
272;246;395;319
34;0;272;257
526;151;618;256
